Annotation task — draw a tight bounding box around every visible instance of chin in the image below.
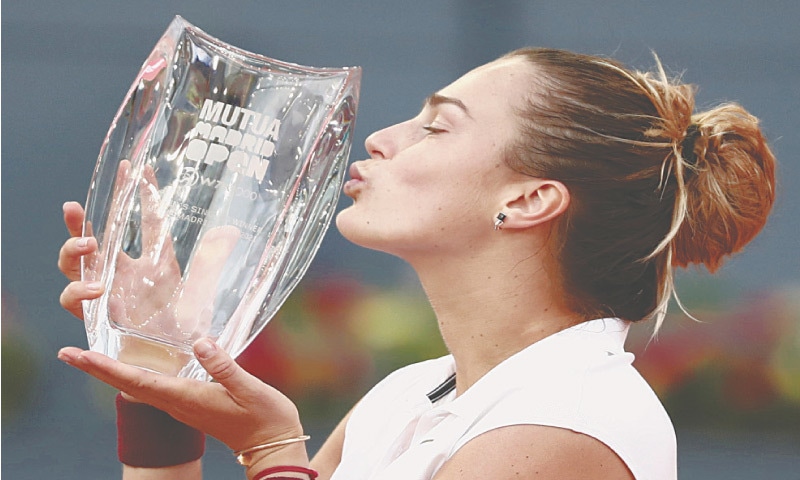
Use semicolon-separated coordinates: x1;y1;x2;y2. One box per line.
335;210;406;257
335;208;374;249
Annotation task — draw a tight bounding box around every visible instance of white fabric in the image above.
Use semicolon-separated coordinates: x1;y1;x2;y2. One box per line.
330;318;677;480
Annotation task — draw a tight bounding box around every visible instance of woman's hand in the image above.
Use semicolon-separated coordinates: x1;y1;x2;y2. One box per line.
58;338;308;466
58;164;312;477
58;197;304;453
59;200;102;319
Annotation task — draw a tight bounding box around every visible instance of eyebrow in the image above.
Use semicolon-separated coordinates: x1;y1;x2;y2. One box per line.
424;93;473;119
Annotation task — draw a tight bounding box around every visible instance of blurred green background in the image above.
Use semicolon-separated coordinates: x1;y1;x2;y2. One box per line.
3;1;799;478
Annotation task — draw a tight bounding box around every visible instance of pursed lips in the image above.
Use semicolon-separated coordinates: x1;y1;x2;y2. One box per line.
348;162;364;181
343;162;366;198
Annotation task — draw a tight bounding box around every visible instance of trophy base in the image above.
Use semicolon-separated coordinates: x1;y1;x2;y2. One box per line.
118;335;195;377
87;320;211;381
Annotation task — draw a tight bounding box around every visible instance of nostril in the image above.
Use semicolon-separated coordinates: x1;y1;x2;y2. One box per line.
365;135;383;159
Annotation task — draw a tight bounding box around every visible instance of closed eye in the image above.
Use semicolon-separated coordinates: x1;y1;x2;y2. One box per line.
422;124;447;134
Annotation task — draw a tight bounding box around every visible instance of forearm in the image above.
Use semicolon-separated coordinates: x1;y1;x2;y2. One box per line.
123;460;203;480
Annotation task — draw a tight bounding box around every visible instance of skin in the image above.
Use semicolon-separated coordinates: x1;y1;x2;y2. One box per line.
58;57;633;479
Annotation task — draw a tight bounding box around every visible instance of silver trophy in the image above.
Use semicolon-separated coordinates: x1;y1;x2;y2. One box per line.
81;16;361;381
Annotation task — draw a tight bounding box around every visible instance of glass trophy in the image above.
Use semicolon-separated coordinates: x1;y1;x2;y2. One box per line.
81;16;361;381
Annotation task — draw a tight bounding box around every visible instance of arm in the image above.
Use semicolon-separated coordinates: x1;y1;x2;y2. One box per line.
433;425;634;480
310;406;354;480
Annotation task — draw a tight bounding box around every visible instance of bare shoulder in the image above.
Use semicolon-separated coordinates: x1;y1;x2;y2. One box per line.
433;424;635;480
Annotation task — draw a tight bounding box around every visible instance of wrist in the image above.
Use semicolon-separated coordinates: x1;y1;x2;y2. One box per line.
245;442;311;480
116;393;205;468
122;459;203;480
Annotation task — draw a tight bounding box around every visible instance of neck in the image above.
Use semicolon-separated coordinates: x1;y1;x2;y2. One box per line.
408;235;583;394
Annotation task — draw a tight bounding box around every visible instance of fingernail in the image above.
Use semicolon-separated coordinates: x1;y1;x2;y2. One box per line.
77;237;89;248
58;349;76;364
194;339;216;359
87;282;103;291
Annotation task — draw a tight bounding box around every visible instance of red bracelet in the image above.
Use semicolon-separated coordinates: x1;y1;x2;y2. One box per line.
116;393;205;467
253;465;319;480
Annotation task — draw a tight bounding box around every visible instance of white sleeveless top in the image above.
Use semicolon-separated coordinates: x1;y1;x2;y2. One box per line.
330;318;677;480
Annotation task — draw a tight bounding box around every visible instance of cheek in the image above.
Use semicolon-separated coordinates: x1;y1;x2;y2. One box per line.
334;152;501;249
389;156;500;223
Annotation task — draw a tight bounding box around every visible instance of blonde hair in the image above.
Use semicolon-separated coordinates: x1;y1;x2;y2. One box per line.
503;48;776;329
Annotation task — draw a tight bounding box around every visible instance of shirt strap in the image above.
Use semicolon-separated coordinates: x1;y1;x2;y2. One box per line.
426;373;456;403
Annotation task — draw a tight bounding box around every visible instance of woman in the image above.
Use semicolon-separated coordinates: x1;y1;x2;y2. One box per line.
58;48;776;479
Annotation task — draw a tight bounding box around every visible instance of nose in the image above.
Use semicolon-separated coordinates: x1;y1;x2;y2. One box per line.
364;127;391;160
364;121;408;160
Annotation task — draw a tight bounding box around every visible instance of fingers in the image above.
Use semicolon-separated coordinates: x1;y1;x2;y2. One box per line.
193;338;262;399
61;339;256;402
58;236;98;281
63;201;86;238
58;347;177;404
60;281;103;320
140;164;166;257
106;160;132;229
58;341;303;451
177;227;241;331
59;343;250;418
60;202;99;320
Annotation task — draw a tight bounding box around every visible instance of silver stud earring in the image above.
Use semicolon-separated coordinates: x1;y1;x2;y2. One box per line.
493;212;506;230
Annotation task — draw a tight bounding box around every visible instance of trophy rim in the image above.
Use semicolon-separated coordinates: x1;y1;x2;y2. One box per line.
171;15;363;79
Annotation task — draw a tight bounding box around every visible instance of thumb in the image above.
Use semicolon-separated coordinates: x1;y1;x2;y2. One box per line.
193;338;252;391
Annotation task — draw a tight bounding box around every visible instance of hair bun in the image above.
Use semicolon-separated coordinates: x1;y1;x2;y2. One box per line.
672;103;776;272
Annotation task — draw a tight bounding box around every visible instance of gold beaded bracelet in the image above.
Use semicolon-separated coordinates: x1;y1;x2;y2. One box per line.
233;435;311;466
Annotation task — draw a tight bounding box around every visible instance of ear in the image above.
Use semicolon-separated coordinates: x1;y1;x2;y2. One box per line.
499;179;570;230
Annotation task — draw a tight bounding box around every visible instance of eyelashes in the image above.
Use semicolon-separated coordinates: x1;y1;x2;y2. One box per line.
422;124;447;134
